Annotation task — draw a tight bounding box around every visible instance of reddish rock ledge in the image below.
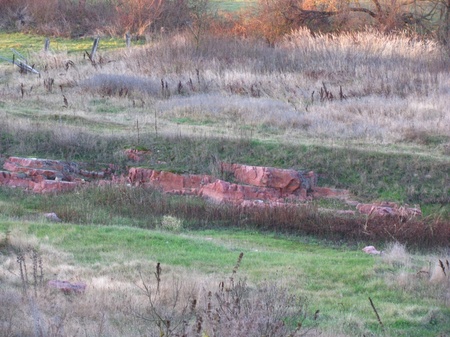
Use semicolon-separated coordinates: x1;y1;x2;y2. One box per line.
0;156;112;193
128;167;214;195
127;164;349;207
356;202;422;218
0;156;421;217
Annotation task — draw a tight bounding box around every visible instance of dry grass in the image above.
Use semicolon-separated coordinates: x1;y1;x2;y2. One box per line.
381;242;411;267
3;225;450;337
1;29;448;153
378;242;450;306
0;231;314;337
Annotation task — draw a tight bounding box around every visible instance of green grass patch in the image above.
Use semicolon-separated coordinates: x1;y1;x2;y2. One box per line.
0;32;46;58
1;221;450;336
0;32;142;58
211;0;256;11
93;104;126;114
87;98;128;114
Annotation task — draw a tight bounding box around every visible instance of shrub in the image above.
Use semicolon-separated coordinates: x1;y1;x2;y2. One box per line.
136;254;308;336
81;74;161;97
0;0;29;31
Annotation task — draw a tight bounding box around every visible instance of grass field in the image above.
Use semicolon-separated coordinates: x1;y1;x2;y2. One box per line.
2;219;450;336
0;30;449;336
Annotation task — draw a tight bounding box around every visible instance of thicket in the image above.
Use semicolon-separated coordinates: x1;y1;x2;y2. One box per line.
245;0;450;47
0;0;191;37
0;0;449;49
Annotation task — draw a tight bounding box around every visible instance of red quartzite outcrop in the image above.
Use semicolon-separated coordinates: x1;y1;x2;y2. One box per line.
0;170;79;193
220;162;310;195
200;179;285;204
128;167;214;195
128;163;347;206
0;156;112;193
0;156;421;217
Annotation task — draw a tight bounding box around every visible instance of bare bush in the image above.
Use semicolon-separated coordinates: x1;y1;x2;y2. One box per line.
135;254;308;337
81;74;161;97
0;0;30;30
0;0;118;37
115;0;164;36
156;0;191;32
247;0;450;44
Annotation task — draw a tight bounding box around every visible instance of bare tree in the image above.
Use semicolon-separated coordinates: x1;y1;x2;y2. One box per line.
156;0;191;32
116;0;164;36
187;0;214;51
434;0;450;45
257;0;450;41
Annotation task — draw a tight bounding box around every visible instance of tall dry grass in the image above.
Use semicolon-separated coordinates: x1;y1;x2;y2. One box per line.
1;29;447;150
380;242;450;306
0;232;311;337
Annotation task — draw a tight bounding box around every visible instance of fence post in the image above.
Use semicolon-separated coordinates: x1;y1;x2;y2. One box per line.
126;33;131;48
44;38;50;52
90;37;100;61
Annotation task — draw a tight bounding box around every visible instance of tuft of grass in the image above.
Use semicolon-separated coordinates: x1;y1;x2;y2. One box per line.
81;74;161;98
381;242;411;268
157;215;184;232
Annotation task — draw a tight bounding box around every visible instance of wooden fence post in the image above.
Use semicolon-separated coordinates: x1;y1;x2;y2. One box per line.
90;37;100;62
44;38;50;52
126;33;131;48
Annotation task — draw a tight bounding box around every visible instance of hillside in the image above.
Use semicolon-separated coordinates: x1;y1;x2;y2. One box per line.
0;30;449;336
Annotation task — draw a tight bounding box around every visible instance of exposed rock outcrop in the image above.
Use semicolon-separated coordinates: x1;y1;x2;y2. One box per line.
357;202;422;218
362;246;382;255
43;212;62;222
127;164;349;207
0;156;112;193
200;179;287;204
0;156;421;217
128;167;214;195
220;162;310;195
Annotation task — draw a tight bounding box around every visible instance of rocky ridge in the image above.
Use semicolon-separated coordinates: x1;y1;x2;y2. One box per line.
0;155;421;217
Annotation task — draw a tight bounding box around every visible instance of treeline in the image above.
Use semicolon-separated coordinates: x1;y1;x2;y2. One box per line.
0;0;449;46
0;0;191;38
